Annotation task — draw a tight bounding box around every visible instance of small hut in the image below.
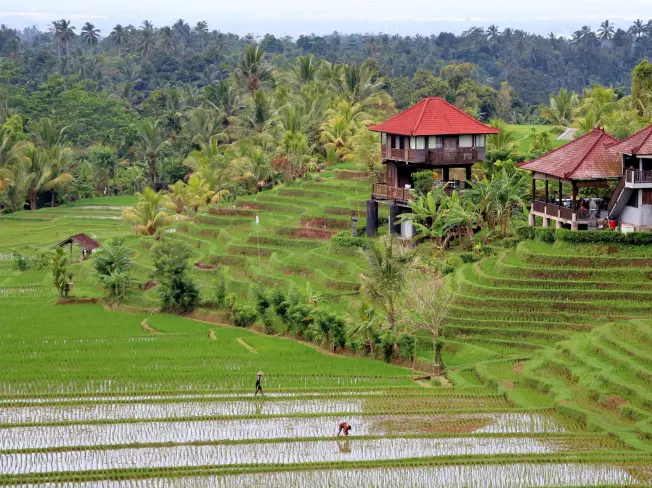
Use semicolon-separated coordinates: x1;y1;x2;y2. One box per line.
56;233;101;260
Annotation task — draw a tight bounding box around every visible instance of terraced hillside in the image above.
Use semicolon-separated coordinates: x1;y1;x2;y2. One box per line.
1;171;652;486
444;239;652;453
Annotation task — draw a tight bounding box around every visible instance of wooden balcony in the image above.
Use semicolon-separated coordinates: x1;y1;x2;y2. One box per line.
380;145;480;165
531;201;596;224
372;183;414;204
428;149;479;164
625;169;652;186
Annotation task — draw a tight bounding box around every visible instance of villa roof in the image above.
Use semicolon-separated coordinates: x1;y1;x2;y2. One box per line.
56;233;101;252
606;125;652;156
368;97;499;137
517;129;621;180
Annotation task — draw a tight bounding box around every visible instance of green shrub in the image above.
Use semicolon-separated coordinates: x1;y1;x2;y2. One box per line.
535;227;556;244
412;170;434;197
14;253;29;271
501;237;520;248
438;262;455;275
232;304;258;328
252;283;270;315
516;226;535;241
224;293;237;310
459;253;481;264
556;228;652;245
331;232;372;249
214;273;227;308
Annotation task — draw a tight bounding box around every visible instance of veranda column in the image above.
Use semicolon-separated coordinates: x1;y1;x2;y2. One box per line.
389;203;401;235
366;200;378;238
529;176;536;227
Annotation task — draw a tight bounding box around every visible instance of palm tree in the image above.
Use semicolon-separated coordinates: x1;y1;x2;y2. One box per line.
122;187;170;235
486;25;501;41
158;26;177;53
29;119;68;150
541;88;580;126
135;119;166;188
292;55;320;85
52;19;75;56
487;119;517;153
597;20;615;40
194;21;208;50
184;137;241;193
110;24;128;55
80;22;100;50
173;19;190;45
139;22;155;58
236;44;274;94
338;64;391;110
359;235;418;332
14;143;73;210
164;180;188;214
630;19;646;38
184;174;216;213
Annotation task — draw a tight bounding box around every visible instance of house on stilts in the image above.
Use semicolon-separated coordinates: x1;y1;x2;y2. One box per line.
365;97;499;238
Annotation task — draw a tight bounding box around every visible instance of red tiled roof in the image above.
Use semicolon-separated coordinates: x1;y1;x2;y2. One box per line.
606;125;652;156
368;97;499;136
517;129;621;180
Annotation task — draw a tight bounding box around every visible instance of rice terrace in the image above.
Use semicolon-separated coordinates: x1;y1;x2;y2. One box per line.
2;12;652;488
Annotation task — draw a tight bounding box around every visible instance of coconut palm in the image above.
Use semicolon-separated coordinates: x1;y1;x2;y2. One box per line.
139;23;155;59
157;26;176;53
109;24;128;54
173;19;190;45
52;19;75;56
184;174;216;213
486;25;501;41
122;187;170;235
441;191;483;249
292;55;320;85
541;88;580;126
164;180;188;214
13;143;73;210
184;137;240;192
630;19;646;38
597;20;615;40
337;64;392;111
29;118;68;150
359;235;418;332
80;22;100;50
236;44;274;94
487;118;517;152
193;21;208;50
135;119;167;189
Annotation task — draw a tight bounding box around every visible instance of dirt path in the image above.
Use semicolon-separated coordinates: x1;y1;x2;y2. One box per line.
236;337;258;353
140;318;161;335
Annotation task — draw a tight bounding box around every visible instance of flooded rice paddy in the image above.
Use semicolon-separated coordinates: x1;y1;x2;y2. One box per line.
14;463;642;487
0;413;567;450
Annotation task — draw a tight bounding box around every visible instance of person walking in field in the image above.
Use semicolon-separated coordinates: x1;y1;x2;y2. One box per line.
255;371;264;396
337;422;352;436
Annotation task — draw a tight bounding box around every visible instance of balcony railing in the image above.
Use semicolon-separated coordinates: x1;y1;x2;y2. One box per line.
380;145;480;164
532;201;596;222
372;183;414;203
625;169;652;184
428;149;478;164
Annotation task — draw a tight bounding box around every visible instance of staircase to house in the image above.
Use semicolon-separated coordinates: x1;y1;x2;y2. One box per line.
607;177;631;220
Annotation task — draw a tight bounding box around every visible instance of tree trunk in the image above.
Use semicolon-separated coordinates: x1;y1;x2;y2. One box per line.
51;191;56;208
149;155;157;189
29;191;37;211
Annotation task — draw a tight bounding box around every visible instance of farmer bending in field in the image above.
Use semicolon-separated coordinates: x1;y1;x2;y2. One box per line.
337;422;352;436
255;371;264;396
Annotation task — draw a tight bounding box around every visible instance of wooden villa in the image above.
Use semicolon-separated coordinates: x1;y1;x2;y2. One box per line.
518;129;621;230
519;126;652;232
56;233;101;260
366;97;498;237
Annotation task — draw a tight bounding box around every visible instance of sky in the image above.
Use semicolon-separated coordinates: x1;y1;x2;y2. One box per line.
1;0;650;37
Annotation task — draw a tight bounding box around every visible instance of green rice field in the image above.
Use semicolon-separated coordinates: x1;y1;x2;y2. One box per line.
1;168;651;486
